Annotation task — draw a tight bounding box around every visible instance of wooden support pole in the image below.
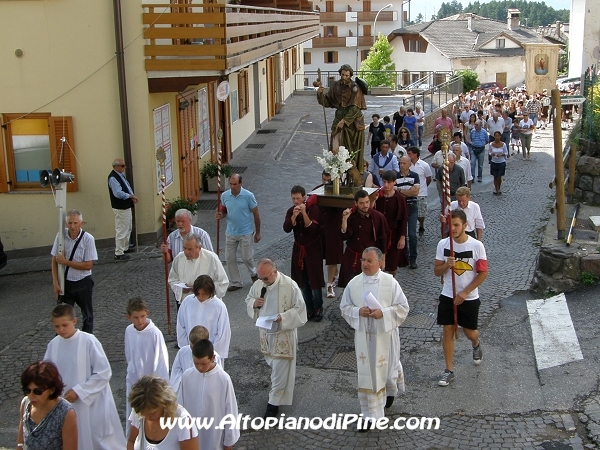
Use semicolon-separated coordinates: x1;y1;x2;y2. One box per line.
567;143;577;204
552;89;566;240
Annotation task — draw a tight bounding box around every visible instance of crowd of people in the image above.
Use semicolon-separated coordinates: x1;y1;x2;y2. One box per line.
25;73;574;447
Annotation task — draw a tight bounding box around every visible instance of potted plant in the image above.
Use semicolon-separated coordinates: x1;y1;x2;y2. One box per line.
165;197;199;230
201;161;233;192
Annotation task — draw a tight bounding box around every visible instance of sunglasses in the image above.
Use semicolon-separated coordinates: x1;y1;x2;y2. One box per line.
23;387;46;395
116;164;126;167
260;271;275;281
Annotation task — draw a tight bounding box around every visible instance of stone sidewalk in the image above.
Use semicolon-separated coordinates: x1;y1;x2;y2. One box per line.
1;93;599;449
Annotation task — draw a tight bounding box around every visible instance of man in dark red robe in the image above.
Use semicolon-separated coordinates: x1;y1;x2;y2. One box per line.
283;185;326;321
338;190;389;288
375;170;409;276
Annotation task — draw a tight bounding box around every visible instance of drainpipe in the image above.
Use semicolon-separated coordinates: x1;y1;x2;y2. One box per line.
112;0;137;242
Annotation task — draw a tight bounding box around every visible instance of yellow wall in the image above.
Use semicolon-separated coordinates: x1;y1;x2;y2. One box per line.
229;69;257;152
0;0;160;250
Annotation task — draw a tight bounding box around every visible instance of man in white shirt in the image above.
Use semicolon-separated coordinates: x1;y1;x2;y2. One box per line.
452;144;473;188
407;146;432;236
440;187;485;240
486;112;505;145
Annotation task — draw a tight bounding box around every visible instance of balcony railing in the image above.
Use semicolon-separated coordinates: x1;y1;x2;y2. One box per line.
142;3;319;73
319;11;394;23
311;36;374;48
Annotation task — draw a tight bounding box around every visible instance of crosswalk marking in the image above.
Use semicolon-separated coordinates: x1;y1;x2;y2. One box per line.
526;293;583;370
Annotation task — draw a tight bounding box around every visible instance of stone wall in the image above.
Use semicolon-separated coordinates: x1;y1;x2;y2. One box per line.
532;244;600;292
573;154;600;203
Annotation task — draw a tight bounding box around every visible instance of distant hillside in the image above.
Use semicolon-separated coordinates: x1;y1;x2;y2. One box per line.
434;0;569;27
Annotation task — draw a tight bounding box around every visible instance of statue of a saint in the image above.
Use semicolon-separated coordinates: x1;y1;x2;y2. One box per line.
317;64;367;173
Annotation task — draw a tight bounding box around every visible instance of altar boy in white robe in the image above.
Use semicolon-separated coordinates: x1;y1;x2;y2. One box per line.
44;303;126;449
341;247;410;431
168;233;229;306
170;325;222;393
245;258;307;419
176;275;232;357
178;339;240;450
124;297;169;435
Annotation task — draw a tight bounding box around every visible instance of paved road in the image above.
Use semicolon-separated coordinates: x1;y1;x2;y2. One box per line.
1;94;599;449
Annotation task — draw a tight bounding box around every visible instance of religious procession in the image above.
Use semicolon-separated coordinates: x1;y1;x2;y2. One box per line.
18;63;576;450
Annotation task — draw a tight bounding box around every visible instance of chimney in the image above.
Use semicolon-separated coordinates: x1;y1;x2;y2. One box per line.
467;14;473;31
556;21;561;38
507;8;520;30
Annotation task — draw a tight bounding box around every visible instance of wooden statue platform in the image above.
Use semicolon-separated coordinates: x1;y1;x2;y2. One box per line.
308;186;379;209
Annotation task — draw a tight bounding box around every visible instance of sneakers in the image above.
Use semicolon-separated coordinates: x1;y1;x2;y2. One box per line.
438;369;455;387
473;341;483;365
327;285;335;298
332;276;339;288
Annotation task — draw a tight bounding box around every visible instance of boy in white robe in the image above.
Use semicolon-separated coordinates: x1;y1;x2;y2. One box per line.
178;339;240;450
124;297;170;434
340;247;409;431
176;275;231;358
170;325;221;393
44;303;126;449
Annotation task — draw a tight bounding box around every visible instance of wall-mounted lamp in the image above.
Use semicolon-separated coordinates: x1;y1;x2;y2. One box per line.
178;92;190;111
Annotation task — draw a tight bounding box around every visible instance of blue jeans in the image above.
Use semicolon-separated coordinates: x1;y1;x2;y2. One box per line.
406;202;418;263
529;113;538;126
470;147;485;180
502;131;511;149
417;125;424;147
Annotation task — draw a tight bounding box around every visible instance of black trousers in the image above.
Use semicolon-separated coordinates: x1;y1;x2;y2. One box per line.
62;275;94;334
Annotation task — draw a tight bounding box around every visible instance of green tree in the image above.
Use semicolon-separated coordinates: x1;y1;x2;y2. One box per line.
415;13;424;23
456;69;479;92
359;33;396;88
437;0;463;19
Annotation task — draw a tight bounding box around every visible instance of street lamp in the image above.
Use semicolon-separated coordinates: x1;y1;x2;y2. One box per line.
373;3;393;39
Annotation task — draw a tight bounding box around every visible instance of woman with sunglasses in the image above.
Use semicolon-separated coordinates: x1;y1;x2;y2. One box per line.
18;361;77;450
397;127;414;148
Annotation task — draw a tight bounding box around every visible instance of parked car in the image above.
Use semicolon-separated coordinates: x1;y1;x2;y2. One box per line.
0;237;7;271
556;77;581;92
478;82;504;91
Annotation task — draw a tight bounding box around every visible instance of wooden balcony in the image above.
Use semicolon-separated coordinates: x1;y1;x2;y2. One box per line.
311;36;374;48
142;4;319;74
319;11;393;23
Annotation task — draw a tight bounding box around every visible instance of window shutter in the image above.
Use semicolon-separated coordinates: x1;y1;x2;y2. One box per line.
334;52;338;63
49;116;78;192
0;126;7;193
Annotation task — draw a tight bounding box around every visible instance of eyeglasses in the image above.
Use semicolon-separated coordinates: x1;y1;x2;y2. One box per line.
260;271;275;281
23;387;46;395
401;131;408;134
116;164;126;168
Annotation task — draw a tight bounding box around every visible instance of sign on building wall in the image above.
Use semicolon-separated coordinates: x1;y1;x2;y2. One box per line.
153;104;174;193
197;88;210;158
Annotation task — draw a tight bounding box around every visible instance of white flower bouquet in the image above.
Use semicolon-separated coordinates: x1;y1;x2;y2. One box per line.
315;146;355;180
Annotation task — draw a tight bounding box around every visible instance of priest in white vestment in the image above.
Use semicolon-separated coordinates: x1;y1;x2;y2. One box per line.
176;274;232;356
245;258;307;418
168;233;229;304
45;308;126;449
341;247;409;426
